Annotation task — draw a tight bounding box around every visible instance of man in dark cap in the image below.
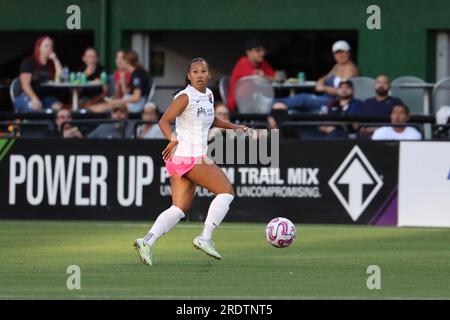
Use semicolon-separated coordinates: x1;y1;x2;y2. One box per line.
319;80;363;137
227;38;276;113
324;80;362;116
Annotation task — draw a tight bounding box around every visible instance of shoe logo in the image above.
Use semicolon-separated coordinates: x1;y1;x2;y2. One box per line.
328;145;383;221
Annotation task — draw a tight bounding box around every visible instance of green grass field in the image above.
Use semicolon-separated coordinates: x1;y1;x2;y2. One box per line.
0;220;449;299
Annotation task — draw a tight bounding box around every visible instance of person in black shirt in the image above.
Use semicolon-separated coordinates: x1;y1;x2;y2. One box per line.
79;47;108;109
14;35;64;113
108;50;150;113
89;50;150;113
358;74;404;137
359;75;404;116
319;80;363;138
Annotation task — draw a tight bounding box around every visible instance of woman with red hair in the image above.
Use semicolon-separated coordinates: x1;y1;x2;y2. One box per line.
14;35;63;112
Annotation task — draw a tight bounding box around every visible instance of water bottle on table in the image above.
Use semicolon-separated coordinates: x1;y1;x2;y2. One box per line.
80;73;87;85
62;66;69;83
297;72;305;84
69;72;76;84
100;71;108;85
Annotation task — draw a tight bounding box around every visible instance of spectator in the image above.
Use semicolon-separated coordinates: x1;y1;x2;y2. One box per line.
319;80;362;137
358;75;404;137
209;102;231;139
227;38;276;113
53;108;82;138
136;102;164;139
372;104;422;140
79;47;108;109
267;103;300;138
14;35;64;112
90;50;149;113
359;75;404;116
324;80;362;116
114;50;149;112
268;103;288;130
273;40;359;114
88;102;135;138
113;50;131;98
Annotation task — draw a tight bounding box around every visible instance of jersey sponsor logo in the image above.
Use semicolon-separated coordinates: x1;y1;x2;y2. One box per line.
197;107;207;117
206;107;214;116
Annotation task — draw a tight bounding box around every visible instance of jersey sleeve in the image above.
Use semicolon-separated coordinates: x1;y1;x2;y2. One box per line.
131;73;144;90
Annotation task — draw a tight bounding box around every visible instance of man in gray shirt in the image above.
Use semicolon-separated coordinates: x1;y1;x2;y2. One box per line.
88;103;135;139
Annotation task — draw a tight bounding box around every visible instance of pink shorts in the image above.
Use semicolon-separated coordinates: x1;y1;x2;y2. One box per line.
165;155;208;177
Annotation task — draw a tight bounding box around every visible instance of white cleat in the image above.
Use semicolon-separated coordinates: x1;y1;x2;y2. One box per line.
133;238;153;266
193;236;222;260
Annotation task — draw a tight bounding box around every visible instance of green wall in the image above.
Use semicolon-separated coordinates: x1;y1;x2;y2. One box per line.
1;0;449;81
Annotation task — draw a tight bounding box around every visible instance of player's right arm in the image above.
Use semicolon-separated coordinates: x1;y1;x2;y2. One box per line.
159;93;189;161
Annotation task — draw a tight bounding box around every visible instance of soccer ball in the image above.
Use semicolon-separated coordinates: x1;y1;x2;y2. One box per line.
265;217;296;248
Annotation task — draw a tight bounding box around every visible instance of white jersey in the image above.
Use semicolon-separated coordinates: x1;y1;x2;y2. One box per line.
173;85;215;157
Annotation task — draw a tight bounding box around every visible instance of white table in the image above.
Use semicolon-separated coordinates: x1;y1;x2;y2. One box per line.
392;83;435;114
42;81;104;111
272;81;317;96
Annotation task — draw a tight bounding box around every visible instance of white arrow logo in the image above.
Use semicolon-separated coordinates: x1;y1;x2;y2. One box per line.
329;146;383;221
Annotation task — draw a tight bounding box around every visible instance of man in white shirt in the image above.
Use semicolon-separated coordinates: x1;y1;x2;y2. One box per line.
372;104;422;140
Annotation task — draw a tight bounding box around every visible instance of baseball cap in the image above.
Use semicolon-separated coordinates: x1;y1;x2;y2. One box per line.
332;40;351;53
112;102;128;112
245;38;264;51
338;79;354;88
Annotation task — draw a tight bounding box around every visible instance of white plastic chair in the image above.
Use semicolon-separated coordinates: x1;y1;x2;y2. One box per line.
391;76;425;114
147;77;156;103
350;76;376;101
9;77;21;103
433;77;450;114
219;75;230;106
235;75;274;114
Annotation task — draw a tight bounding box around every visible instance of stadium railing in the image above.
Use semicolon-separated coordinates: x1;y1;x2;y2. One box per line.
280;121;349;139
0;120;53;138
61;119;133;138
0;111;443;140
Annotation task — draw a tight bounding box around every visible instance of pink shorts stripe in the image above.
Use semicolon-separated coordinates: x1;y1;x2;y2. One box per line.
165;155;207;177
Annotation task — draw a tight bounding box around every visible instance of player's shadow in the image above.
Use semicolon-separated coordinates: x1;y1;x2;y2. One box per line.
198;260;212;273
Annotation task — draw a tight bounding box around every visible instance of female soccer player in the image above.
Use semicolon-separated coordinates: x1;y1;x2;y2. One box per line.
134;58;249;266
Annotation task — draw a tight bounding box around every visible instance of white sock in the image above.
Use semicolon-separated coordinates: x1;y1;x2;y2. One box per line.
201;193;234;240
144;205;185;247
